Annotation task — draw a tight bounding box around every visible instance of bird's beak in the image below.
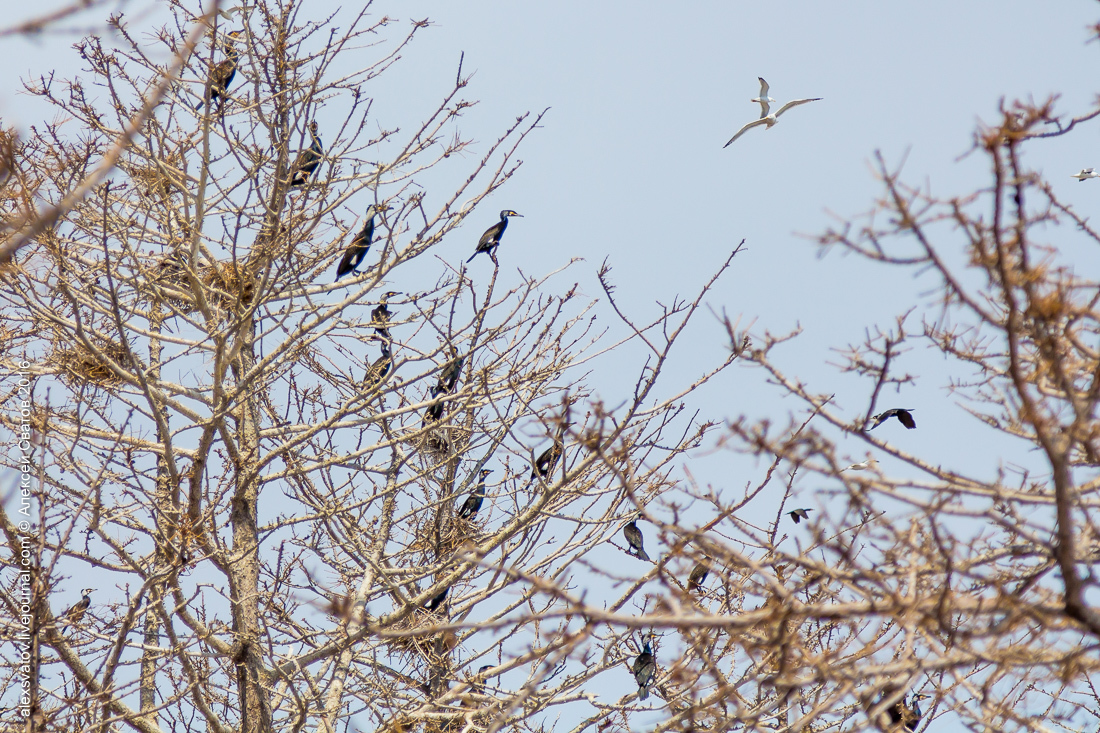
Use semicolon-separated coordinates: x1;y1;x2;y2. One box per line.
513;212;524;217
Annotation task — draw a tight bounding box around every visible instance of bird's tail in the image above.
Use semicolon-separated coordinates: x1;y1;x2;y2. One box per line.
466;252;479;263
638;684;650;700
195;98;206;111
638;547;651;562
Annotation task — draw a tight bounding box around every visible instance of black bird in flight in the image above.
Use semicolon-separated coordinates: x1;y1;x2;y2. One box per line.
688;557;710;592
62;588;94;625
335;204;388;281
290;121;323;186
424;585;449;613
370;291;401;339
632;634;656;700
788;508;812;524
623;513;651;561
886;692;929;732
868;408;916;430
196;30;242;112
457;469;492;520
467;210;522;263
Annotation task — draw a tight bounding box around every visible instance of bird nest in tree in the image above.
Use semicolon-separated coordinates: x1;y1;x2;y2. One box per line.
416;426;472;462
382;609;451;657
407;511;480;560
422;710;492;733
202;262;257;307
144;254;197;313
52;337;134;387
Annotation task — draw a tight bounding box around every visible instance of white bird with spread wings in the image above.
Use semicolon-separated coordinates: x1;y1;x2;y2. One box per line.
725;77;822;148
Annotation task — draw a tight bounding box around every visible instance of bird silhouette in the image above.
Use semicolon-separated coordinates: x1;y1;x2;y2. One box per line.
688;557;710;592
467;210;522;263
424;586;449;613
196;30;242;112
530;422;570;482
1072;168;1100;182
335;204;387;281
623;513;651;561
886;692;929;732
457;469;492;520
363;340;393;388
61;588;94;626
868;408;916;430
632;634;656;700
788;508;812;524
370;291;401;339
290;121;323;186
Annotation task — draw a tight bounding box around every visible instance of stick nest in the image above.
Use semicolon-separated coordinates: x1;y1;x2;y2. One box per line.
51;336;136;386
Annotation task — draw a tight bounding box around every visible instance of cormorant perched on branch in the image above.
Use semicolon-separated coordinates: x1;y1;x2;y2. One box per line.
432;354;464;397
457;469;492;520
424;353;465;426
467;210;522;263
371;291;401;338
530;422;570;482
196;30;243;112
472;664;493;694
62;589;94;625
290;121;323;186
363;340;392;388
886;692;929;732
631;634;656;700
424;585;449;612
336;204;388;281
688;557;710;592
868;408;916;430
623;513;651;561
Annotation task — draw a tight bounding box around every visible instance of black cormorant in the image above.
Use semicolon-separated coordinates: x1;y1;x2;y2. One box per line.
424;585;449;613
196;30;242;112
424;353;465;426
868;408;916;430
363;340;392;388
371;291;401;338
688;557;710;592
886;692;929;732
290;121;323;186
623;513;651;561
632;634;656;700
457;469;492;520
472;664;493;694
423;400;445;426
530;422;570;481
467;210;522;263
432;354;465;397
62;588;94;625
788;508;812;524
336;204;388;281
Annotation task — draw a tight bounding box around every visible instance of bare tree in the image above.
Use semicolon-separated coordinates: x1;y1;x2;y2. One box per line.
0;3;740;733
9;3;1100;733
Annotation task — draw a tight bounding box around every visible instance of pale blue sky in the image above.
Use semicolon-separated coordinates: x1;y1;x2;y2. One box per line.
4;1;1099;727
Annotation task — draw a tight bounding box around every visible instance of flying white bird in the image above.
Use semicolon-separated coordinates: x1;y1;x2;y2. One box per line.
1072;168;1100;182
724;86;822;148
842;457;878;472
751;77;776;118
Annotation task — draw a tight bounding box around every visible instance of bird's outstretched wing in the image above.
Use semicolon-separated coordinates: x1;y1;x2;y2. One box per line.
774;97;823;118
755;77;771;117
724;117;768;147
